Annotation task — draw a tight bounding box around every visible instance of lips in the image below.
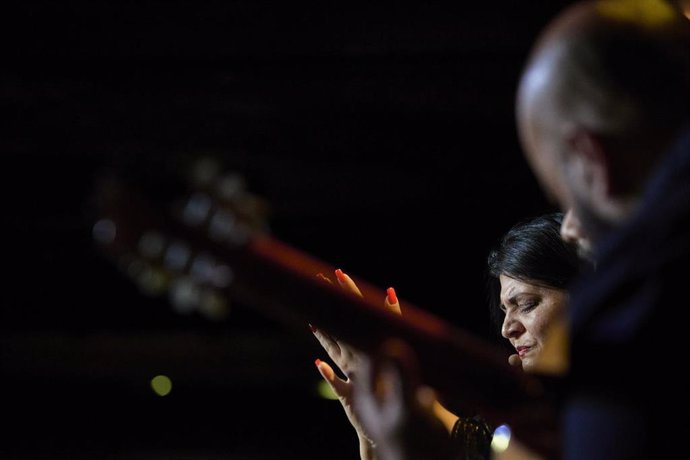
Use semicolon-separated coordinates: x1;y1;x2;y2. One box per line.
516;346;531;357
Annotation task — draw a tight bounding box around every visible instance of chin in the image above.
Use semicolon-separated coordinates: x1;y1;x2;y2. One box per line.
520;358;535;373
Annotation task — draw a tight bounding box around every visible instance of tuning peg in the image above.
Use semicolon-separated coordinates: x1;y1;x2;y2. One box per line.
189;253;234;288
182;192;213;227
198;288;230;321
208;208;250;246
138;230;166;260
92;218;117;245
215;172;247;202
190;156;222;189
169;275;200;315
136;263;170;297
164;240;191;272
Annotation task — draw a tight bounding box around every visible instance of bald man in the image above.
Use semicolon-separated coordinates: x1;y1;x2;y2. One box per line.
348;1;690;460
516;0;690;458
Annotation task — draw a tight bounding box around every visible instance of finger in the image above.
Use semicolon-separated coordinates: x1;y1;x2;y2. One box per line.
312;328;343;359
369;356;409;424
353;350;424;437
352;354;382;414
415;385;437;413
378;360;405;406
315;272;333;285
315;359;350;397
372;338;422;405
334;268;363;297
309;273;334;333
309;272;333;333
385;286;402;316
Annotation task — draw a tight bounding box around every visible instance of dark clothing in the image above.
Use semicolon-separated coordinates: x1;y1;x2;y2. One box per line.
450;416;493;460
564;125;690;459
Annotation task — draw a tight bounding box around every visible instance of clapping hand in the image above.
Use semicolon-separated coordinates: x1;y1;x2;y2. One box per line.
311;268;400;459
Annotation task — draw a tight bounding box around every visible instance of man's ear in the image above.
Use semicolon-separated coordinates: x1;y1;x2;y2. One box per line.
565;128;613;201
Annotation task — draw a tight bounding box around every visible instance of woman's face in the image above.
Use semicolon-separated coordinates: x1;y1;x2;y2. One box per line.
499;274;568;372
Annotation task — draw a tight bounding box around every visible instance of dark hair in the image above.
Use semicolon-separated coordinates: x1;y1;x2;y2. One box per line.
486;212;585;331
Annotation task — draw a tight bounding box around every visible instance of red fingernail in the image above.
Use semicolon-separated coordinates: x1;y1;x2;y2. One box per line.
387;287;398;304
334;268;346;283
314;358;322;367
309;323;317;332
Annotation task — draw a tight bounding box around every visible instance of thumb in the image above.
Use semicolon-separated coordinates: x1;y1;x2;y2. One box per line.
315;359;349;397
335;268;363;297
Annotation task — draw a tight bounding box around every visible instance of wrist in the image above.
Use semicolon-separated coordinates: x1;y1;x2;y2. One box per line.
358;436;377;460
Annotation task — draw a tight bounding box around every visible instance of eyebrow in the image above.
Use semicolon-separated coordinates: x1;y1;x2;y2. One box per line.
502;292;539;308
503;294;521;306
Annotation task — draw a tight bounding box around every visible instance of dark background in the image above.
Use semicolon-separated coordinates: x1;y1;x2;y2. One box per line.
3;2;573;459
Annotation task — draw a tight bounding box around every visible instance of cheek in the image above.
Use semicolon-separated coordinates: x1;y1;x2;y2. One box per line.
531;303;565;343
530;316;551;344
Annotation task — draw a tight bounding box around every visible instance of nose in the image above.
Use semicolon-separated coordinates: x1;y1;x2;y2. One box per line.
501;311;525;339
560;209;583;245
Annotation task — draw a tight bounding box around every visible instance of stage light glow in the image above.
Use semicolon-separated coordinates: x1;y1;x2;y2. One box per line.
92;218;116;245
137;265;168;297
315;380;338;400
199;290;229;320
491;424;512;453
597;0;677;28
151;375;173;396
138;231;166;259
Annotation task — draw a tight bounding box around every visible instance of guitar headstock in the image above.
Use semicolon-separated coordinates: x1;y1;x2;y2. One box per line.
91;155;554;453
91;156;270;321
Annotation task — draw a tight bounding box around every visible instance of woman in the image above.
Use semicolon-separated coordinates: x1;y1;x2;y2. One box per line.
487;211;584;374
312;212;587;460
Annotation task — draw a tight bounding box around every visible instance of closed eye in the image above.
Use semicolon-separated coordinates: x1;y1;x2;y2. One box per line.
519;301;538;312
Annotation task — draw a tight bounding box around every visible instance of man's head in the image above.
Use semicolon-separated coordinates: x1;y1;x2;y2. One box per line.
516;0;690;252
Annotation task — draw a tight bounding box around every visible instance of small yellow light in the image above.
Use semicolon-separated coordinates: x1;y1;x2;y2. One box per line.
315;380;338;400
596;0;677;28
151;375;173;396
